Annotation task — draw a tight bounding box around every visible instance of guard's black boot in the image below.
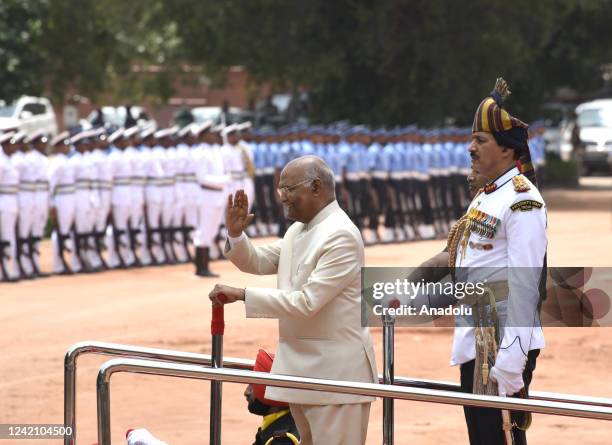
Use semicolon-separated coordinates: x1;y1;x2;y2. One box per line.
196;247;219;278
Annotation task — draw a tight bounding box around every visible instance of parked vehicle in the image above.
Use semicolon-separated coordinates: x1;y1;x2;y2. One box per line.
190;106;244;125
0;96;58;137
575;99;612;174
82;105;155;129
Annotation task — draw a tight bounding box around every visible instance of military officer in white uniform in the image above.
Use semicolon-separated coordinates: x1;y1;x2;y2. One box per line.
0;132;21;281
106;129;134;268
11;132;37;278
175;125;197;261
90;128;113;268
446;79;546;445
27;131;51;276
69;131;98;272
124;126;146;266
140;127;165;264
234;122;256;212
48;132;76;274
192;122;228;276
152;129;172;263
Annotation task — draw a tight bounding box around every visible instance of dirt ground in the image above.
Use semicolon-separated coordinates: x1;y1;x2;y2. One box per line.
1;179;611;445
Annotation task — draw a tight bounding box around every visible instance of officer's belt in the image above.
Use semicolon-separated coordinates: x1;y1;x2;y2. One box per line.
0;185;19;194
345;172;361;181
262;168;274;175
460;281;509;307
130;176;146;185
390;172;404;180
200;183;224;192
19;181;37;192
54;184;76;195
146;177;165;186
114;178;131;186
230;171;245;179
372;171;388;179
36;180;50;191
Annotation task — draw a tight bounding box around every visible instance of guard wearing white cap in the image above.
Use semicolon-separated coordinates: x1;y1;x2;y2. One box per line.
140;126;165;264
235;122;256;213
11;132;36;278
192;123;228;276
153;127;178;263
27;131;51;276
106;128;134;268
70;131;99;272
175;124;198;262
166;126;189;262
90;128;112;268
48;132;76;274
222;124;248;201
83;131;106;270
124;126;146;266
0;132;21;281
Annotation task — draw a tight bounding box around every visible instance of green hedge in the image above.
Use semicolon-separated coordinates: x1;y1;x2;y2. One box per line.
544;153;579;187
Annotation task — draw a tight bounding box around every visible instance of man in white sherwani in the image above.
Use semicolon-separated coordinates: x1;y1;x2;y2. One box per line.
209;156;378;445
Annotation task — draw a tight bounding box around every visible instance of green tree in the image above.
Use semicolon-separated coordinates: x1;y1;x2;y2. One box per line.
0;0;46;103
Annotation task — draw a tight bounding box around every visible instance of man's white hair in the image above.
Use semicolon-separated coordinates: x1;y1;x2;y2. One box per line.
286;155;335;194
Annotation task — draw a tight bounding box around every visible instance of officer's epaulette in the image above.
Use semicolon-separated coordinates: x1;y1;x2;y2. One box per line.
512;174;530;193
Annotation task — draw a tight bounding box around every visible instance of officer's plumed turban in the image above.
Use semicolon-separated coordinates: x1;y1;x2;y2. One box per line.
472;78;537;185
252;349;288;407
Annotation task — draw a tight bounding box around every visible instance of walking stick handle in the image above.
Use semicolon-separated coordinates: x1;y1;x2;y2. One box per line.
211;294;226;335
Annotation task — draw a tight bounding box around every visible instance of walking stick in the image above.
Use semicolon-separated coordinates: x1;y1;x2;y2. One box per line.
210;294;226;445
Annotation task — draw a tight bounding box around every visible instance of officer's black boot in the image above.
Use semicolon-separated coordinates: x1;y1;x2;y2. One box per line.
95;232;109;270
57;234;73;275
17;238;35;279
194;247;204;276
0;240;18;282
182;227;194;263
196;247;219;278
31;236;49;277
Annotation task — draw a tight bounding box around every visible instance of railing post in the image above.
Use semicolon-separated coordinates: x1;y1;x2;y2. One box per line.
96;371;112;445
64;349;77;445
383;310;395;445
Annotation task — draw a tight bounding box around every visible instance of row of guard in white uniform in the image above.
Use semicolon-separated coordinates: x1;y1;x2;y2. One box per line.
0;121;254;282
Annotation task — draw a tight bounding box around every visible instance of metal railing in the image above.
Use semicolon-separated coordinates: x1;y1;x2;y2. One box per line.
96;358;612;445
64;341;612;445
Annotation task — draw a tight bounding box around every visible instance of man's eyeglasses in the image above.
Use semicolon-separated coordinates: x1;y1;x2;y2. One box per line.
276;178;313;197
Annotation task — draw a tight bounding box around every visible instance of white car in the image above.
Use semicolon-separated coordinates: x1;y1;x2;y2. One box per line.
82;105;155;129
575;99;612;174
0;96;58;137
191;106;243;125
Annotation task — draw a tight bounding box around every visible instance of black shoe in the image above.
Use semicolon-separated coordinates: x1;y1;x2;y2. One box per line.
196;269;219;278
130;258;143;268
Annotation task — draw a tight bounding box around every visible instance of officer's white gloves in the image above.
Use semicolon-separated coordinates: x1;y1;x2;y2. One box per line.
489;366;524;397
126;428;168;445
